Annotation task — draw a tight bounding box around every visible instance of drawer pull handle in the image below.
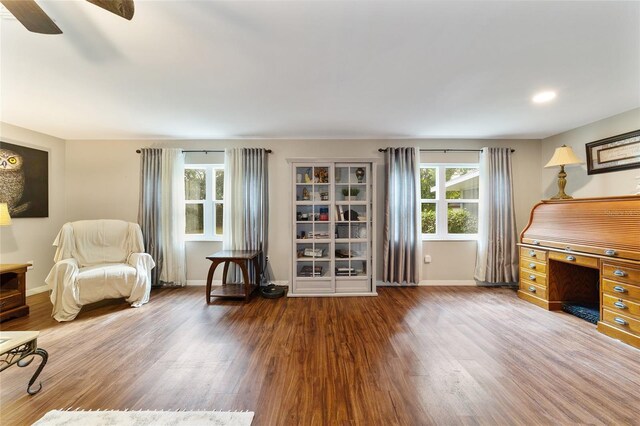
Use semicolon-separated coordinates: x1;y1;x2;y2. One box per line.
528;286;536;293
613;269;626;277
529;275;536;281
614;317;628;326
533;240;540;245
605;249;617;256
566;255;576;261
614;301;627;310
529;263;536;269
613;286;627;293
529;250;536;257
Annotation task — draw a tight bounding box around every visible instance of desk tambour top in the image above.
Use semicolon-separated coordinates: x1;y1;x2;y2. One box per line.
520;195;640;262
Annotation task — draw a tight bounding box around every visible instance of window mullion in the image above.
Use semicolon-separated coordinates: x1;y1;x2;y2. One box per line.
204;165;215;239
437;167;447;238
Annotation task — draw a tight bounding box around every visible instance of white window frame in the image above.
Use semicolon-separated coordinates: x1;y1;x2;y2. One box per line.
184;164;224;241
421;163;479;241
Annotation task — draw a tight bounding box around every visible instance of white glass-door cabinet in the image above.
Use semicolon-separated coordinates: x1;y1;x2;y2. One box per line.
290;161;376;297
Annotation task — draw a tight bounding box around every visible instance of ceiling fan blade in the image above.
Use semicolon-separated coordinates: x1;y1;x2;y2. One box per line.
1;0;62;34
86;0;134;20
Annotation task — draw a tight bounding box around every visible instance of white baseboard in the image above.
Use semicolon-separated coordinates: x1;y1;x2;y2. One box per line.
376;280;477;286
27;285;49;296
419;280;477;286
186;279;290;287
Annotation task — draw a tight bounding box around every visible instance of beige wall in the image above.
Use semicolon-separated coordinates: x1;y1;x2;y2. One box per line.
0;123;66;291
5;107;635;291
541;108;640;199
64;138;542;285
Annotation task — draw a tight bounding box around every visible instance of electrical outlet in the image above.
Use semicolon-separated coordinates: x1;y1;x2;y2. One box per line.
424;255;431;264
27;260;34;270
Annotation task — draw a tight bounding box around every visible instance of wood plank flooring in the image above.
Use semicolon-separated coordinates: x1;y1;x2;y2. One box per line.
1;286;639;425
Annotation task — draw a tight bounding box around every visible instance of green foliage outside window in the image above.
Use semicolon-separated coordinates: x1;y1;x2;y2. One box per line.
448;208;478;234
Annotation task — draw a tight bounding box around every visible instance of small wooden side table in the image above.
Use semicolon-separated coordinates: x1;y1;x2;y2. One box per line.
0;263;31;322
0;331;48;395
205;250;262;303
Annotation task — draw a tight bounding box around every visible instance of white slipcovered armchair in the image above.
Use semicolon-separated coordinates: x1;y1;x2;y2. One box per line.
45;220;155;322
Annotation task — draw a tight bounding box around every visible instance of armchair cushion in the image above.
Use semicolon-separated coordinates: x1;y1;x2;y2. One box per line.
46;220;155;321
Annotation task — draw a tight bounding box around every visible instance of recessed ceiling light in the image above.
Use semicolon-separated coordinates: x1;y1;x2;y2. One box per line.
532;91;557;104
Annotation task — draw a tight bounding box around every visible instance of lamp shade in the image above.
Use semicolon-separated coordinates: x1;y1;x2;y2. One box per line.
544;145;583;168
0;203;11;226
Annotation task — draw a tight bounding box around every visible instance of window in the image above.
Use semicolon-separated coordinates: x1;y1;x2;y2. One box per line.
420;164;479;240
184;165;224;240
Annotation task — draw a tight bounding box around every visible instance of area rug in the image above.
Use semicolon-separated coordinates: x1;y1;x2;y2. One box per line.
33;409;254;426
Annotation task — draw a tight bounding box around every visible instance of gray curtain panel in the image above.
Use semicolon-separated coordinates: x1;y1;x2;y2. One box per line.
243;148;269;284
383;147;421;284
474;147;519;284
224;148;269;284
138;148;163;287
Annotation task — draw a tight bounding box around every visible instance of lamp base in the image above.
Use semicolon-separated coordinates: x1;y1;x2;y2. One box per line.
550;193;574;200
550;166;573;200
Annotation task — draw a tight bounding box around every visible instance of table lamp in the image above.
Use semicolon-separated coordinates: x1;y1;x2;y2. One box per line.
544;145;583;199
0;203;11;226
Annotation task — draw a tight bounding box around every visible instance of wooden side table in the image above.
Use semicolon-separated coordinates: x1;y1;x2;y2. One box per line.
0;263;31;322
0;331;48;394
205;250;262;303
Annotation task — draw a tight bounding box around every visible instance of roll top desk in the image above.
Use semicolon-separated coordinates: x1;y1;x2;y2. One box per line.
517;196;640;349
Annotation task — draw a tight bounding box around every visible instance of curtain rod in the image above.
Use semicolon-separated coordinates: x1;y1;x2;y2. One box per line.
135;149;273;154
377;148;514;153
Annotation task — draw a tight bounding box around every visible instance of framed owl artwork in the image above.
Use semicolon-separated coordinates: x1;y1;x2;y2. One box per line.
0;141;49;218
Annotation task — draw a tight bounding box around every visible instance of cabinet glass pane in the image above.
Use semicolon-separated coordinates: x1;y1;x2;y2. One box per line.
313;166;330;184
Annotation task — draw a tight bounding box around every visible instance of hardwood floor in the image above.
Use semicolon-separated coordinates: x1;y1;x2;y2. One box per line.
1;286;639;425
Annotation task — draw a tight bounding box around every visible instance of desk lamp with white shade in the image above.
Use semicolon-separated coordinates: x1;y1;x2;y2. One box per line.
544;145;584;199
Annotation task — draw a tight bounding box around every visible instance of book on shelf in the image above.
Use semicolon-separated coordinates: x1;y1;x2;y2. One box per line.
299;265;323;277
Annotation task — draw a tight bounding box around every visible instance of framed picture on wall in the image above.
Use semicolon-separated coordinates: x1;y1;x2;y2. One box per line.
585;129;640;175
0;141;49;218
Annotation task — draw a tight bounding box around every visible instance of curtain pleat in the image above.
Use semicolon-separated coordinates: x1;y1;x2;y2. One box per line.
383;147;421;284
159;148;186;286
474;147;519;284
223;148;269;284
138;148;163;287
138;148;186;288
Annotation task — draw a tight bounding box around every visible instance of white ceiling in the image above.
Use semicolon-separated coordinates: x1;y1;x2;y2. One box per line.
1;0;639;141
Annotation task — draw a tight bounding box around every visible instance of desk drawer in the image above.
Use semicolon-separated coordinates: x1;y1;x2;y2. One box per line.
520;269;547;286
520;280;547;299
602;309;640;335
549;251;599;269
602;263;640;285
602;294;640;319
602;279;640;302
519;258;547;274
0;291;22;311
521;247;547;261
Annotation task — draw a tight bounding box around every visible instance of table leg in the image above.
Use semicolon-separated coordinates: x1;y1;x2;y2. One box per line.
240;260;251;302
17;348;48;395
206;259;224;304
253;256;262;287
222;261;230;284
